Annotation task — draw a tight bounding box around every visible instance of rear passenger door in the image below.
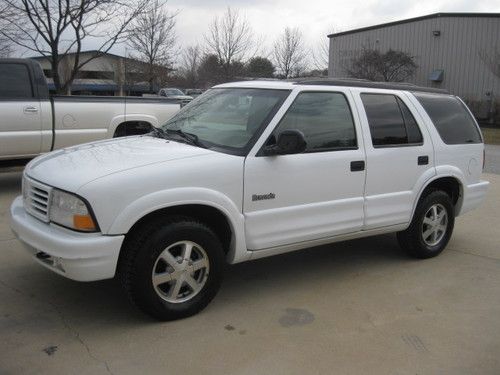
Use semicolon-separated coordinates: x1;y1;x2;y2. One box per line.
353;91;435;229
244;90;366;250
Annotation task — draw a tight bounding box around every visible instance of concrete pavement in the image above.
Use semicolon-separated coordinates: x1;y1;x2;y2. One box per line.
1;170;499;374
485;144;500;175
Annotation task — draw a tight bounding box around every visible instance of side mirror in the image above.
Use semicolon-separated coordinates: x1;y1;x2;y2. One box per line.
263;130;307;156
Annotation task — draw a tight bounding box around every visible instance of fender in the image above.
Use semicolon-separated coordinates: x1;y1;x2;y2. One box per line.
410;165;466;221
107;187;249;264
107;114;159;138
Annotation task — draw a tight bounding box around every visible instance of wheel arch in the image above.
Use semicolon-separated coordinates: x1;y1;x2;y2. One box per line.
123;203;235;257
413;174;464;219
108;189;249;264
107;114;159;138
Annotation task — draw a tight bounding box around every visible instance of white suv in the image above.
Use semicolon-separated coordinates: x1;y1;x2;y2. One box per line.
11;80;489;320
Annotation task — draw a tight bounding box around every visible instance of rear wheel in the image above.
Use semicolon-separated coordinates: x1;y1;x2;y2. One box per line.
120;217;225;320
397;190;455;259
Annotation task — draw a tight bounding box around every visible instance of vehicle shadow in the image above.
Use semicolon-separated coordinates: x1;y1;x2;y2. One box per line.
0;170;22;193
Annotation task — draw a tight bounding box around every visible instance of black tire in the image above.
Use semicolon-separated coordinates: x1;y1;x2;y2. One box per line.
119;216;225;321
397;190;455;259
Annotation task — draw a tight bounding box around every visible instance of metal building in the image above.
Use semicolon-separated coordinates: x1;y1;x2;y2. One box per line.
328;13;500;120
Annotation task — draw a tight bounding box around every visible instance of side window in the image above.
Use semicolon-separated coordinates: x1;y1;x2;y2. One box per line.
0;63;34;99
361;93;423;147
413;93;482;144
397;97;423;144
273;92;357;152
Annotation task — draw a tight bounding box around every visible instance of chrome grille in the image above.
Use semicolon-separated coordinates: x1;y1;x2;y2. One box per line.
23;177;52;222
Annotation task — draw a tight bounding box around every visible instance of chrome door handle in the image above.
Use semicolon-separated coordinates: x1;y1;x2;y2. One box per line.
23;106;38;114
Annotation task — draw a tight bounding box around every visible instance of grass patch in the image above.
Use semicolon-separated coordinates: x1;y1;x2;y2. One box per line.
481;127;500;145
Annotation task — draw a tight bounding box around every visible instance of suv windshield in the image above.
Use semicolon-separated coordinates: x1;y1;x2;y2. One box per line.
161;88;290;155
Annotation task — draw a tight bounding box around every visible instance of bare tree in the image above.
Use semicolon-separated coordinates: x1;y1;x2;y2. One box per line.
0;0;148;94
128;0;177;92
177;45;201;88
0;3;14;57
204;7;253;80
312;38;329;72
273;27;308;79
0;35;13;57
344;48;417;82
312;28;335;72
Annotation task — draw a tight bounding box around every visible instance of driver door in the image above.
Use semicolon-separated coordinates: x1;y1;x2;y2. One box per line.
243;90;366;250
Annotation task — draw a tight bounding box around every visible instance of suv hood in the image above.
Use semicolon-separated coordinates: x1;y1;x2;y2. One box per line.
25;136;213;192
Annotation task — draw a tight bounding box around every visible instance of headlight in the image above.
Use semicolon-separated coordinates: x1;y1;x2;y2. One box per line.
49;189;98;232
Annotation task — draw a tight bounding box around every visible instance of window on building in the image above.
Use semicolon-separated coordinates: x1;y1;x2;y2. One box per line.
361;93;423;147
0;63;34;99
274;92;357;152
414;93;482;144
428;69;444;82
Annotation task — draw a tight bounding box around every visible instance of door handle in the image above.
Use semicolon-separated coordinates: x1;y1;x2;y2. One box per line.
350;160;365;172
418;156;429;165
23;106;38;114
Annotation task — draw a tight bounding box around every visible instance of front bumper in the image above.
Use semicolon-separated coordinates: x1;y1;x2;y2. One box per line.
10;196;124;281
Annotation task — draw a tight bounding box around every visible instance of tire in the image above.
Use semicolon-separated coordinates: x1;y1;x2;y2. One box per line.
119;216;225;321
397;190;455;259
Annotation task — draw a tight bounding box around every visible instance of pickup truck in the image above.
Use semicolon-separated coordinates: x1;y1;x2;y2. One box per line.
0;58;181;163
11;79;489;321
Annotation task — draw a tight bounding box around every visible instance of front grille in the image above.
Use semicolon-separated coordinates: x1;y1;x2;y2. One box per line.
23;177;52;222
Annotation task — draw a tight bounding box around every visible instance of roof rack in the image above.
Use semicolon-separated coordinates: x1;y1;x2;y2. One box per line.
294;78;449;94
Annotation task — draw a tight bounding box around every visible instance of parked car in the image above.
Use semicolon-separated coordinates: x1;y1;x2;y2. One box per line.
185;89;204;98
11;79;489;320
158;88;193;105
0;59;181;163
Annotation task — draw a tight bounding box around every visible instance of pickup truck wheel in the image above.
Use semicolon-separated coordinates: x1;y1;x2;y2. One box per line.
397;190;455;259
120;217;225;321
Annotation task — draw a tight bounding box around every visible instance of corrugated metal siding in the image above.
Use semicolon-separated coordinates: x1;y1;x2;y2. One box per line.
329;16;500;113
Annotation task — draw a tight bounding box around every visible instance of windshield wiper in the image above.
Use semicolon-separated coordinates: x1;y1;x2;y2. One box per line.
149;127;169;139
149;127;206;149
165;128;207;149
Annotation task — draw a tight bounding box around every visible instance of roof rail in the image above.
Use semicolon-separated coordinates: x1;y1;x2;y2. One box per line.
294;78;449;94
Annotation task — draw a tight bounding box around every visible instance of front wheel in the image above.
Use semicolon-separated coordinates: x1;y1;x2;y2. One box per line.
397;190;455;259
120;217;225;320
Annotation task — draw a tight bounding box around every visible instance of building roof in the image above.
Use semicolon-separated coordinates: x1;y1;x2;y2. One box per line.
30;50;129;61
328;12;500;38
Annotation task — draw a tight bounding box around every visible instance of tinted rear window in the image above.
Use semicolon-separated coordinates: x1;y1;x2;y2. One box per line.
0;63;34;99
414;93;482;144
361;93;423;147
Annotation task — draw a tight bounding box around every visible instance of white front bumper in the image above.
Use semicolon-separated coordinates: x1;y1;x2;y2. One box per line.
10;196;124;281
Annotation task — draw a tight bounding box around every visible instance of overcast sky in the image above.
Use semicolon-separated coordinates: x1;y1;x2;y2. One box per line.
67;0;500;63
152;0;500;51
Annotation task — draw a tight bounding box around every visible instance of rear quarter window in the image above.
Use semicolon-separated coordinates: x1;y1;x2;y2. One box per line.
0;63;34;99
413;93;482;144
